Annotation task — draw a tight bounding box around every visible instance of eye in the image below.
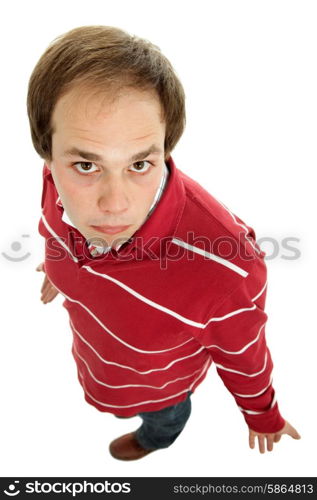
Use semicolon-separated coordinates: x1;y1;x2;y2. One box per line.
129;160;152;174
72;162;99;174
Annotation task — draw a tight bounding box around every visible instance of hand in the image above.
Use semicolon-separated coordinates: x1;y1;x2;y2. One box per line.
249;420;301;453
36;262;59;304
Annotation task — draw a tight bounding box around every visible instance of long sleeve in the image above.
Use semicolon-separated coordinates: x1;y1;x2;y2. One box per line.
194;255;285;433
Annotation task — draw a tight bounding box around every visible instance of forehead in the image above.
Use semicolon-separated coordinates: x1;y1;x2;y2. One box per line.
52;85;164;130
50;86;166;159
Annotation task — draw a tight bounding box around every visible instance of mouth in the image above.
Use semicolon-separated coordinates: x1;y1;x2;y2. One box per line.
90;224;132;235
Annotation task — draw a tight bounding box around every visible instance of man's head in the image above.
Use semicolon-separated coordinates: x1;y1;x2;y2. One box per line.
27;25;186;247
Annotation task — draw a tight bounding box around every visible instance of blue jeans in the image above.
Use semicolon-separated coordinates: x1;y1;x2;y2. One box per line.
134;391;192;450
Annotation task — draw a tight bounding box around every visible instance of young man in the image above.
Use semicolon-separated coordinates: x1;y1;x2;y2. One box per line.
28;25;300;461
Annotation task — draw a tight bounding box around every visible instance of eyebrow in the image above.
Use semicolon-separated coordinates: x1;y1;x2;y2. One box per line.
63;144;163;163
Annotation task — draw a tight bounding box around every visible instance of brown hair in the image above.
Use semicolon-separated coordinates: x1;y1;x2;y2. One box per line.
27;25;186;161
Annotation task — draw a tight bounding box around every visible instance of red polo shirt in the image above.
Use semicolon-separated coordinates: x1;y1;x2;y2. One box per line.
38;155;285;433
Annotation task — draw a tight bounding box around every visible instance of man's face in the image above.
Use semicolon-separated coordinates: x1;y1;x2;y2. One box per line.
46;85;166;249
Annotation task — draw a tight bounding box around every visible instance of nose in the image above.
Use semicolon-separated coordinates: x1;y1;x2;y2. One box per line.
97;176;129;216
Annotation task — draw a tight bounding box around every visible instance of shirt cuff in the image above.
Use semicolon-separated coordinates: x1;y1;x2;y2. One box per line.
243;400;285;433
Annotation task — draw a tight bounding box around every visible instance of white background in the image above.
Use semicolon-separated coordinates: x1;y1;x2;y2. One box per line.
0;0;316;478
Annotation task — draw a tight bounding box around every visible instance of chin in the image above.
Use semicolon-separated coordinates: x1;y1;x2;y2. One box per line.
91;228;134;247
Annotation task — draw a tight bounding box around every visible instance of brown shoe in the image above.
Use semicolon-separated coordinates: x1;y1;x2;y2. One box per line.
109;432;156;461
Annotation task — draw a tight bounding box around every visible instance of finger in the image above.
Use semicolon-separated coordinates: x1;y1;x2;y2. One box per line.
41;278;51;295
48;289;59;300
42;288;59;303
274;434;282;443
289;427;301;440
42;289;54;301
41;276;54;295
36;263;44;272
42;286;57;299
249;432;255;449
266;435;274;452
41;283;54;299
42;293;55;304
258;435;265;454
40;276;48;292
